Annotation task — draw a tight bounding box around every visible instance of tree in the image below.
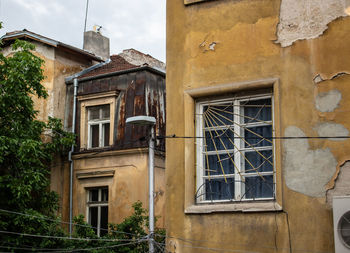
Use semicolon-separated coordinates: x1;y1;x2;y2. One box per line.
0;33;75;250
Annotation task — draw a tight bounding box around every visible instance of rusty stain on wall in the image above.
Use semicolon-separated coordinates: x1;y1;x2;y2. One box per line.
276;0;349;47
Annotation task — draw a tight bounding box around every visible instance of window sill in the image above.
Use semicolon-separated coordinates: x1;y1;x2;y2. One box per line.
184;0;213;5
185;201;282;214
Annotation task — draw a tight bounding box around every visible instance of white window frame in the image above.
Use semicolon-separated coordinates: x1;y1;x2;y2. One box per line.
87;105;110;149
86;187;108;237
195;93;275;203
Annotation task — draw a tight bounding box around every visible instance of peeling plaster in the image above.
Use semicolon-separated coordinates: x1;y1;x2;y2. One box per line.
209;42;217;51
327;161;350;206
276;0;349;47
315;89;342;112
199;34;219;53
313;74;325;84
313;72;349;84
283;126;337;197
314;122;349;141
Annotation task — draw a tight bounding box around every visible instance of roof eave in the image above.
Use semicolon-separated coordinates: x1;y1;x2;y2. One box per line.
1;30;103;62
66;65;166;84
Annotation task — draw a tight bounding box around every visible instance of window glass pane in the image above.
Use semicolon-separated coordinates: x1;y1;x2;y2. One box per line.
205;130;234;151
89;107;100;120
101;188;108;202
203;103;233;127
242;98;271;123
89;207;98;234
205;178;235;201
244;150;273;173
91;125;99;148
101;105;110;120
244;175;274;199
103;123;110;147
89;189;99;202
244;125;272;148
100;206;108;236
205;154;235;176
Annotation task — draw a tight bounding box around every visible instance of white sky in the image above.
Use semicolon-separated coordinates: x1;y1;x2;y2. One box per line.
0;0;166;62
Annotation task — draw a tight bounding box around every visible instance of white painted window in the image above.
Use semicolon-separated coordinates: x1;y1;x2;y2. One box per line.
195;94;275;203
87;105;110;148
87;187;108;237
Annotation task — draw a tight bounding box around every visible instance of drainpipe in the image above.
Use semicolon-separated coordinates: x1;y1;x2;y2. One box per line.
65;58;110;237
69;78;78;236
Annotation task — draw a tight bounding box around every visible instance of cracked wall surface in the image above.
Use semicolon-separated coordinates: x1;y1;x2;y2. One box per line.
327;161;350;206
283;126;337;197
277;0;349;47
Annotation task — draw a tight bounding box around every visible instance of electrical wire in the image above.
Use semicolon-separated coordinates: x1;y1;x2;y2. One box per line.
157;134;350;140
0;230;137;242
42;239;148;253
0;238;148;253
0;208;140;237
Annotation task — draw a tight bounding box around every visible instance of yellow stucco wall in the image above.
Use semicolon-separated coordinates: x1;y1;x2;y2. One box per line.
72;149;166;228
166;0;350;252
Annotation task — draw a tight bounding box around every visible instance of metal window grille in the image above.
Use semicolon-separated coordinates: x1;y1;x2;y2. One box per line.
195;94;275;203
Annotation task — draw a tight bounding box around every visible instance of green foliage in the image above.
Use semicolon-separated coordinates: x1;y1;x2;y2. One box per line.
0;39;75;251
70;201;165;253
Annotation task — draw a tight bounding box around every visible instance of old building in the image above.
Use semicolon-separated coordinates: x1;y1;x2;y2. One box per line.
65;53;166;235
2;30;166;235
166;0;350;252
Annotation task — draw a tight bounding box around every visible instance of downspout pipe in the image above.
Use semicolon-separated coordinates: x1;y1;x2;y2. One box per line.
65;58;110;237
69;78;78;237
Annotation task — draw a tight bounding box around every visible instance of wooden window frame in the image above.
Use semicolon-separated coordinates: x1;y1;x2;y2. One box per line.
86;187;109;237
78;91;118;150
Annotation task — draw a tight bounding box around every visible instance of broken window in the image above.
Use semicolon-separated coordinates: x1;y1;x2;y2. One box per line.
195;94;275;203
87;187;108;237
87;105;110;148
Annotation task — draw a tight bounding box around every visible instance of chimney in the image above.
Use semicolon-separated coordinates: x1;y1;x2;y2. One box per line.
83;26;110;60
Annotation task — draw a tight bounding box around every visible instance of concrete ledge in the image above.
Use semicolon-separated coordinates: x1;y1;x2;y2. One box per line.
185;201;282;214
76;170;115;179
184;0;213;5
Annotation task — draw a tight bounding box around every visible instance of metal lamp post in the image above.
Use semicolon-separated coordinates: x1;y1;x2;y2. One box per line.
126;116;156;253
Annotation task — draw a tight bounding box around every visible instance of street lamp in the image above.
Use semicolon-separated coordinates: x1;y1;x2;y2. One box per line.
126;116;156;253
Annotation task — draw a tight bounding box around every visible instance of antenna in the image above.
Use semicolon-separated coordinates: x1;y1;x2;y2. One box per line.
83;0;89;48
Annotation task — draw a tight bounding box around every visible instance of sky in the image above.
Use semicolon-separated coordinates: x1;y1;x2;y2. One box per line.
0;0;166;62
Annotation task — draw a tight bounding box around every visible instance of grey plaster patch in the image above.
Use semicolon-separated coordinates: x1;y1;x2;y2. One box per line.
283;126;337;197
315;89;342;112
276;0;348;47
327;161;350;206
315;122;349;141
